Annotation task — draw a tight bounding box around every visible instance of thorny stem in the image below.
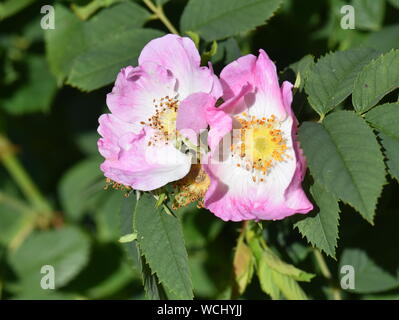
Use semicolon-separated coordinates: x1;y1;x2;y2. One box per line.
142;0;179;35
313;249;342;300
0;135;53;220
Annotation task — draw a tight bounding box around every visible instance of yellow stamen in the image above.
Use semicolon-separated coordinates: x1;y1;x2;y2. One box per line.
231;113;288;182
173;164;210;209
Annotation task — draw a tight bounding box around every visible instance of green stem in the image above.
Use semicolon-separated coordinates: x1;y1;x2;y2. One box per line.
0;135;53;218
72;0;122;20
142;0;179;35
313;249;331;278
313;249;342;300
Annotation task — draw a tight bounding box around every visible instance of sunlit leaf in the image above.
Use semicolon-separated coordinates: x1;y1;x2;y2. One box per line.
353;50;399;113
295;182;340;258
180;0;283;41
299;111;386;223
305;48;378;116
134;193;193;299
365;103;399;182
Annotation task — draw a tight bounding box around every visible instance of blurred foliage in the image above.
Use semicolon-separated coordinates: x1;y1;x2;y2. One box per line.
0;0;398;300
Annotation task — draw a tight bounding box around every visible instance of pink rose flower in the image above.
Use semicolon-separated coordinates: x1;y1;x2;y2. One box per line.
97;34;221;191
203;50;313;221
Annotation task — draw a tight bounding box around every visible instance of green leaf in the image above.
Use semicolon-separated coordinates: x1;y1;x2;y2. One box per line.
352;0;385;31
0;0;35;20
299;111;386;223
233;240;254;295
180;0;283;41
181;207;224;249
361;24;399;52
140;255;165;300
340;248;399;293
271;270;308;300
119;194;141;271
294;182;340;258
285;242;311;265
304;48;378;116
379;134;399;182
59;157;104;221
119;194;169;300
365;103;399;182
45;2;151;84
261;246;315;282
8;226;90;289
45;5;87;82
257;256;280;299
0;201;32;247
247;228;312;300
353;50;399;113
211;38;242;65
64;243;135;299
220;38;242;64
134;193;193;299
76;131;101;155
289;54;314;92
2;56;57;114
96;191;124;242
67;28;164;91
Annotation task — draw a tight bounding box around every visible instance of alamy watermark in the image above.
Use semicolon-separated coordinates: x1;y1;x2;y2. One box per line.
340;265;355;290
340;5;355;30
40;5;55;30
40;265;55;290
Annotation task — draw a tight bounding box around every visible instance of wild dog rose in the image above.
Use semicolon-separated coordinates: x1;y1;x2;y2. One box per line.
203;50;313;221
97;34;221;191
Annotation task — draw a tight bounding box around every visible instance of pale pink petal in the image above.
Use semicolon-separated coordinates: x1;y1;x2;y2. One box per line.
220;50;287;119
220;54;257;100
246;50;287;119
97;114;139;160
176;93;215;133
106;62;176;124
208;62;223;98
204;155;311;221
138;34;220;99
206;108;232;152
281;81;313;213
281;81;294;118
100;127;191;191
206;83;252;150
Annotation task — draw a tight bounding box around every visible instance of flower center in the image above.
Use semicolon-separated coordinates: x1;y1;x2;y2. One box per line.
173;164;210;209
141;95;179;145
232;113;289;182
